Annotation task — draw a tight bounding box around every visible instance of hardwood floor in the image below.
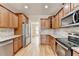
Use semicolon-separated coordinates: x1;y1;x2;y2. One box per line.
15;36;55;56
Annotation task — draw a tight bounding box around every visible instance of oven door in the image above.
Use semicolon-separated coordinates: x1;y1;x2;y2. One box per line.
56;41;68;56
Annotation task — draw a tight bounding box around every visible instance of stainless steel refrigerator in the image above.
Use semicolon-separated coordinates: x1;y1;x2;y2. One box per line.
22;20;31;48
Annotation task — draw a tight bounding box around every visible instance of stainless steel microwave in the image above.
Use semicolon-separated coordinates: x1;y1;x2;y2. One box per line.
62;10;79;26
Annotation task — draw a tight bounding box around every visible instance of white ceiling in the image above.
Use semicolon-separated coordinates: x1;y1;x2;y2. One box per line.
1;3;63;15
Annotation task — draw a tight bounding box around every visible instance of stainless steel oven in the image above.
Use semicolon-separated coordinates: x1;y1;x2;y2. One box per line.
56;41;68;56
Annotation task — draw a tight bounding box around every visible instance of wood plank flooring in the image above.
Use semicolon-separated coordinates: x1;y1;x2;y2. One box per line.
15;36;55;56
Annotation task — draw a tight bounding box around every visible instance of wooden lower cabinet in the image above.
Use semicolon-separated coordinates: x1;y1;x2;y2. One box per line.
9;12;18;28
13;38;18;54
40;35;49;45
13;36;23;55
18;36;23;49
48;35;57;55
73;51;79;56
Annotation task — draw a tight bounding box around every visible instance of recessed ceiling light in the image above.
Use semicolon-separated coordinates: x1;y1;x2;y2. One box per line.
25;5;28;8
45;5;48;8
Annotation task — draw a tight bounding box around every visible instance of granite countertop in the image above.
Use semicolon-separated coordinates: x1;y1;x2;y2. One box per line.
0;35;22;43
40;29;68;38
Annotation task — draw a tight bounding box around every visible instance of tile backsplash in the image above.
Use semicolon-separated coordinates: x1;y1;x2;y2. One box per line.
56;26;79;37
0;28;14;37
60;26;79;33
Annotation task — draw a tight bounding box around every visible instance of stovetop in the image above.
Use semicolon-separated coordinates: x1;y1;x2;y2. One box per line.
56;38;79;48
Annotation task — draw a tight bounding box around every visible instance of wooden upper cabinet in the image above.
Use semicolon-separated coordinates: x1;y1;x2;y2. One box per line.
0;6;9;27
40;19;45;29
48;16;52;28
9;12;18;28
58;8;64;27
13;14;18;28
45;19;50;29
70;3;74;11
64;3;71;16
74;3;79;9
0;6;18;28
40;18;49;29
52;16;55;28
54;14;59;28
70;3;79;11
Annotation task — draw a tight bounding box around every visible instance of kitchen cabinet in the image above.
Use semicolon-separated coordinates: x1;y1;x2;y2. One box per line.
13;38;19;54
52;16;55;28
48;16;52;28
45;19;50;29
9;12;18;28
0;6;9;27
40;19;45;29
73;51;79;56
54;14;59;28
64;3;71;16
58;8;64;27
49;35;56;54
74;3;79;9
18;36;23;49
40;18;49;29
40;35;49;45
0;6;18;28
70;3;79;11
70;3;74;11
13;36;22;54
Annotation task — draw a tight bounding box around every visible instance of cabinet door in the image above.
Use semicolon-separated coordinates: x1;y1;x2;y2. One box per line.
9;12;13;28
58;9;64;27
54;14;59;28
70;3;74;11
74;3;79;9
40;35;49;45
45;20;49;29
64;3;71;16
40;35;47;44
9;12;18;28
52;16;55;28
0;6;9;27
12;14;18;28
18;36;23;49
49;36;56;53
40;19;49;29
40;19;45;29
13;38;19;54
